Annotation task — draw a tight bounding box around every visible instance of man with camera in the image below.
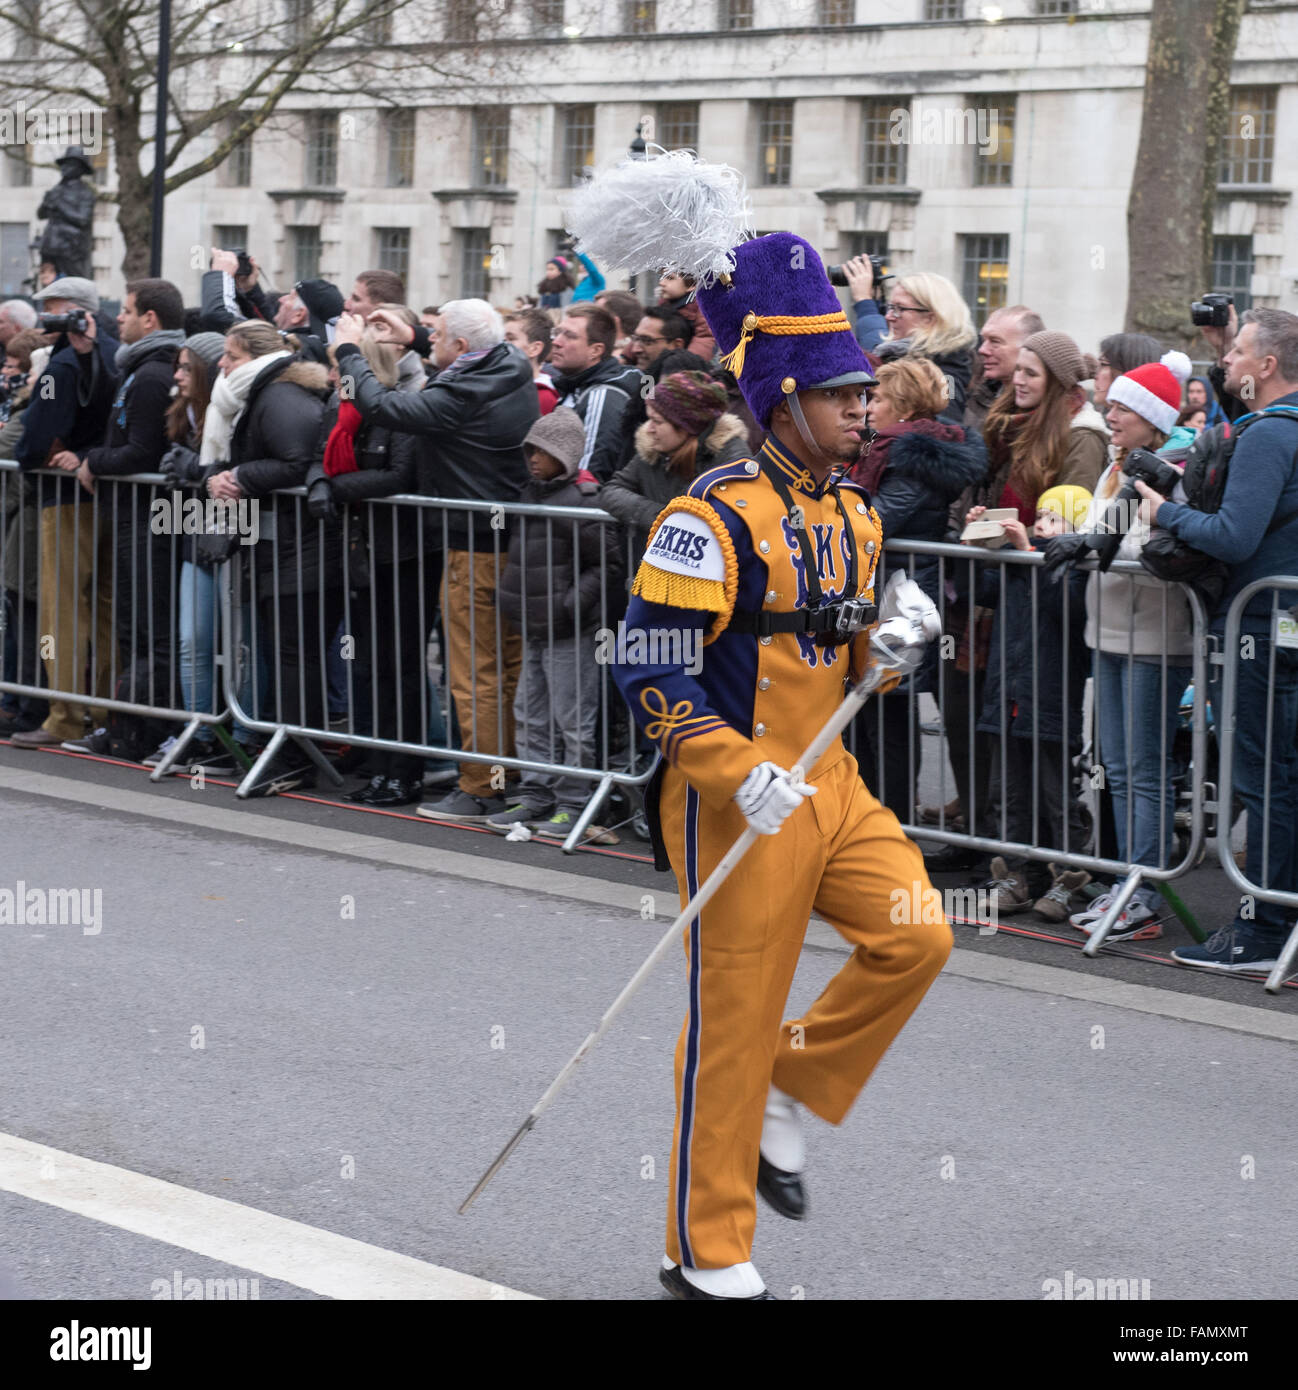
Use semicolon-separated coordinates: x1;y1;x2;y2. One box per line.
11;277;119;748
200;247;270;333
1194;293;1248;425
1134;308;1298;974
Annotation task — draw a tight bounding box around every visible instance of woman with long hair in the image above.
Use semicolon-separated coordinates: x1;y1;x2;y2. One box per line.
873;271;977;424
933;331;1108;873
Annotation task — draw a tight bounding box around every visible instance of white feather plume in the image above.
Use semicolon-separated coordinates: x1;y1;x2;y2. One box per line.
562;147;754;284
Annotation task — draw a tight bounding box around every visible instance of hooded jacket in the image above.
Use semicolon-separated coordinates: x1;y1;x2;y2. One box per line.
552;355;643;484
599;413;752;565
496;457;622;641
335;338;536;550
224;356;332;595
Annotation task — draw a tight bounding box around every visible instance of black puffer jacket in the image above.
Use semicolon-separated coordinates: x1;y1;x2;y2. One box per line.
873;340;975;427
306;397;421;572
335;339;535;550
224;357;332;595
599;413;753;566
497;474;623;640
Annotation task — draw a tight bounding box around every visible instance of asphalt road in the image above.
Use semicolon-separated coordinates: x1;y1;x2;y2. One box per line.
1;741;1296;1304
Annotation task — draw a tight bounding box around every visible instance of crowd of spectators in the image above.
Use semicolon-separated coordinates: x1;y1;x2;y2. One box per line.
1;241;1297;977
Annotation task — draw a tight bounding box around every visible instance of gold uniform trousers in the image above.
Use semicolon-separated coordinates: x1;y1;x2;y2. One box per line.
658;750;952;1271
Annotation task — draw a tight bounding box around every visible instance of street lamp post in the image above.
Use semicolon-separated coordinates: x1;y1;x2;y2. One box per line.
628;123;646;296
149;0;171;277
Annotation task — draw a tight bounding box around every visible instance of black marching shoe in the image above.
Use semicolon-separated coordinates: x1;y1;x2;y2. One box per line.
756;1154;807;1221
659;1263;777;1301
358;776;423;807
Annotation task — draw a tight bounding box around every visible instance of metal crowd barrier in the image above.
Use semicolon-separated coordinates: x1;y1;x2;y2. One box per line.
1215;576;1298;992
0;464;233;774
858;538;1212;954
218;488;653;849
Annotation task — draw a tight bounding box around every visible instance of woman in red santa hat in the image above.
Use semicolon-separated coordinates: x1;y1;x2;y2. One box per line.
1053;351;1198;942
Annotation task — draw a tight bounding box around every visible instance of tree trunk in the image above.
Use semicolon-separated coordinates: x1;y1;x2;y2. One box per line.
1125;0;1247;348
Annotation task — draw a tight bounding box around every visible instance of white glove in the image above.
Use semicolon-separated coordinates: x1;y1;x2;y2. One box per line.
733;761;817;836
877;568;942;640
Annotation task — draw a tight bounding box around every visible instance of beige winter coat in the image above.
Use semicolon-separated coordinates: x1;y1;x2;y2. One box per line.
1081;458;1195;659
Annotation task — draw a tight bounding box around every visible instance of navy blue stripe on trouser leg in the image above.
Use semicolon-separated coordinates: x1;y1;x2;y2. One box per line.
674;784;702;1268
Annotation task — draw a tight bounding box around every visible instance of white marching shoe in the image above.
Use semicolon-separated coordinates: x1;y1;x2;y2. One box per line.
757;1085;807;1220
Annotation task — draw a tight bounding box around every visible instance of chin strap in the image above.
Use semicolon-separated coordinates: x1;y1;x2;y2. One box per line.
786;389;842;467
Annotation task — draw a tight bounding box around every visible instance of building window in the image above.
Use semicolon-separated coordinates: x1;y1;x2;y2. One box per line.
720;0;753;28
446;0;476;41
924;0;962;16
90;146;111;187
757;101;794;188
1212;235;1254;312
306;111;338;186
840;230;888;264
219;121;253;188
12;0;39;58
1034;0;1077;13
533;0;564;31
561;105;596;185
375;227;411;280
819;0;854;24
658;101;700;153
960;233;1009;329
385;109;415;188
213;225;249;255
365;3;394;43
458;228;492;298
863;97;906;185
625;1;657;34
1219;87;1276;185
472;107;510;186
972;94;1015;187
284;0;312;43
3;146;31;187
289;226;322;281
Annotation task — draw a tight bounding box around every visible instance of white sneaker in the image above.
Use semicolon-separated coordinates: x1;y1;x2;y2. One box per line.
1069;891;1115;932
142;736;178;767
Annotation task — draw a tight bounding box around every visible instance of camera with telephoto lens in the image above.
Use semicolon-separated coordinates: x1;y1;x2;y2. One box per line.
825;254;892;291
39;311;89;335
1190;292;1232;328
232;248;254;279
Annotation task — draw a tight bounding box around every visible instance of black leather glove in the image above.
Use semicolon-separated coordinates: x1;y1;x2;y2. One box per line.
160;443;203;484
1040;530;1117;577
307;478;336;521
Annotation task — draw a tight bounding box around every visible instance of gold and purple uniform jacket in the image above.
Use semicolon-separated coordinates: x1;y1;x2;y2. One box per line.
611;435;885;811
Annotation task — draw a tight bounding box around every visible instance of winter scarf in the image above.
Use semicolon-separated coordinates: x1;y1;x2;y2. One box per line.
323;399;363;476
200;349;291;468
115;328;186;375
853;417;966;494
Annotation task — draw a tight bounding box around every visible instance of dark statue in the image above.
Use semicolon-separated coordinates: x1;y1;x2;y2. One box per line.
37;145;96;281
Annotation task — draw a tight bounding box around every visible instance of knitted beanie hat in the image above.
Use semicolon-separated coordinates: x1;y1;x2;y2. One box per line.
1037;483;1093;532
1021;330;1099;391
183;332;225;380
523;404;587;478
1107;351;1194;435
649;370;728;436
294;278;344;325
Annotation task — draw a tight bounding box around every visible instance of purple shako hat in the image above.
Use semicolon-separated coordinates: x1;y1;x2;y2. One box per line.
696;233;874;428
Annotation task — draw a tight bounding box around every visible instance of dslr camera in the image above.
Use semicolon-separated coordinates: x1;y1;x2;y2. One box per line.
826;254;892;292
39;311;90;335
1122;447;1182;499
231;248;254;279
1190;291;1232;328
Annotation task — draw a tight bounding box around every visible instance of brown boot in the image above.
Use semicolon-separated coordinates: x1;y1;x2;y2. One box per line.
985;856;1032;914
1033;863;1092;922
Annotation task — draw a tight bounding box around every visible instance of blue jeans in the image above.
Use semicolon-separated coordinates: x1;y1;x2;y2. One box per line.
1212;636;1298;942
178;562;218;744
1095;651;1191;883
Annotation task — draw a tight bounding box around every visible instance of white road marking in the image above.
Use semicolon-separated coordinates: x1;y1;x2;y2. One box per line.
0;1132;536;1300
